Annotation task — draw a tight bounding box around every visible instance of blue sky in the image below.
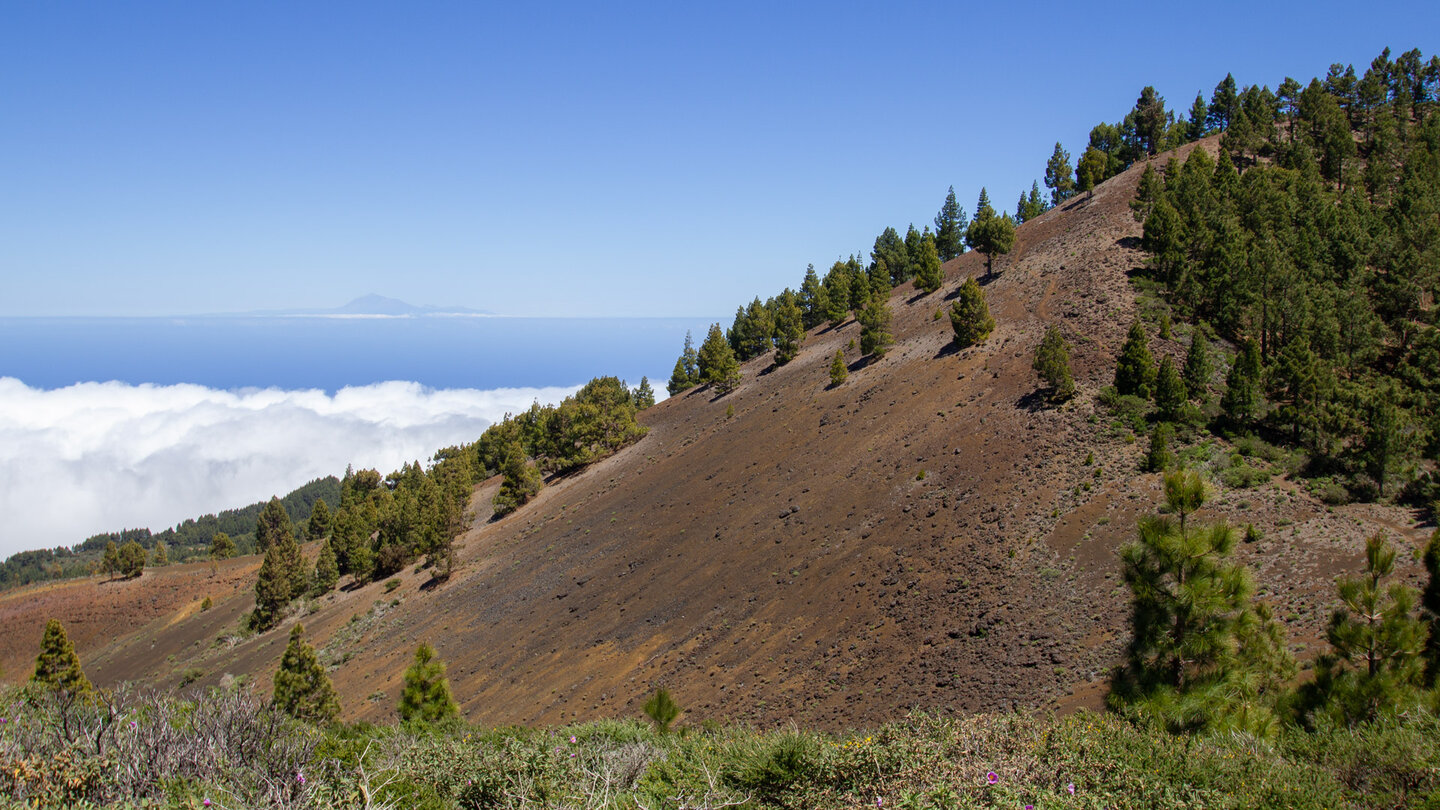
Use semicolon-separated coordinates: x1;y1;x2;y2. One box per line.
2;1;1436;318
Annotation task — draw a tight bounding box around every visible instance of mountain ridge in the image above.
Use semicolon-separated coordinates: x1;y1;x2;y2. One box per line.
0;136;1428;729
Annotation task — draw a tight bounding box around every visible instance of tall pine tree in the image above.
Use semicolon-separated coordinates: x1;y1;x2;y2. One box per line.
697;323;741;394
1044;143;1076;205
1114;322;1155;397
933;186;967;261
666;331;700;396
256;497;293;555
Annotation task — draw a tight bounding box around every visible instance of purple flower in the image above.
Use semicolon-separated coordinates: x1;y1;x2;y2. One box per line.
569;735;577;744
986;771;999;785
129;721;137;729
296;771;306;785
1068;782;1076;795
876;799;883;808
203;801;211;808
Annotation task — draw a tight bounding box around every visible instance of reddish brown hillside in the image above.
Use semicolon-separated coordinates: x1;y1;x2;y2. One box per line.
3;138;1429;728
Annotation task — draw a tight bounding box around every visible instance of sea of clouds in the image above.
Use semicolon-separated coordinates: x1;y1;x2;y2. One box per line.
0;377;580;557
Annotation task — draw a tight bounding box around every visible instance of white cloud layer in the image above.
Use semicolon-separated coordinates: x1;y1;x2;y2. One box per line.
0;377;579;557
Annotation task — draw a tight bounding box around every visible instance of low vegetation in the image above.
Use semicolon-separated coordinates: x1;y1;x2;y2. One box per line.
1;687;1436;809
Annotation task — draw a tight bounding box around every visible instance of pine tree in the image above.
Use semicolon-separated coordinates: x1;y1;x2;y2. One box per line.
1361;382;1418;499
1144;423;1175;472
871;226;910;287
1044;143;1076;205
829;350;848;387
911;230;944;294
965;189;1016;278
798;264;828;329
858;295;893;358
151;542;168;566
399;642;459;724
632;377;656;409
31;619;92;695
210;532;236;560
1131;163;1162;222
1134;86;1168;156
1182;333;1213;402
118;540;146;579
1114;322;1155;398
1303;534;1428;725
949;278;995;348
733;297;775;361
666;331;700;396
1187;92;1209;140
933;186;967;261
1154;355;1187;422
1024;181;1047;221
697;323;741;394
1422;529;1440;686
492;441;542;517
1141;198;1185;284
253;542;296;631
312;539;339;595
847;256;871;313
1207;73;1240;132
1032;325;1074;402
772;292;805;366
1076;147;1108;198
823;264;851;328
255;497;294;555
1220;339;1263;424
272;624;339;725
306;499;333;542
1110;472;1293;734
102;541;121;576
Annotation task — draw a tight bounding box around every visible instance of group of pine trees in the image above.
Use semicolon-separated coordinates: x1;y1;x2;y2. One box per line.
1118;48;1440;506
27;614;460;730
1113;470;1440;735
477;376;652;517
665;184;1029;397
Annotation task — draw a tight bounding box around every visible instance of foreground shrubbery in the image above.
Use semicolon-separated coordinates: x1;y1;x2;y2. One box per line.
2;683;1438;809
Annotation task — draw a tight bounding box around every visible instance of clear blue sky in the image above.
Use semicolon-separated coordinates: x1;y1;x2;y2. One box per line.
2;1;1435;317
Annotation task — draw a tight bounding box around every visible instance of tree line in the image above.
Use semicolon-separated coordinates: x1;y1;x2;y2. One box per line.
0;477;339;591
666;186;1022;398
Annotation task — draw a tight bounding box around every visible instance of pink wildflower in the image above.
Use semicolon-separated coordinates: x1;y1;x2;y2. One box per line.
986;771;999;785
1068;782;1076;795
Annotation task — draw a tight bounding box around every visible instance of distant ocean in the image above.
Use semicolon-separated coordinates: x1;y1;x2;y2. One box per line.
0;316;719;392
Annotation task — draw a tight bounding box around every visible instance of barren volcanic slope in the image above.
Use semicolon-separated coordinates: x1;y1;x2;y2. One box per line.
2;138;1429;728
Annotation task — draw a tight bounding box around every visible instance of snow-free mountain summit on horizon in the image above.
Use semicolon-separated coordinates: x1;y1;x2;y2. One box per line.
229;294;496;318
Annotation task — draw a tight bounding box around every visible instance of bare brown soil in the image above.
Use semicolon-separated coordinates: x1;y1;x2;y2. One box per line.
1;137;1430;729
